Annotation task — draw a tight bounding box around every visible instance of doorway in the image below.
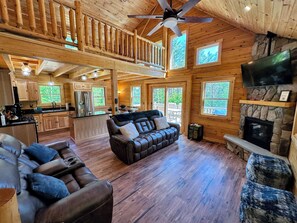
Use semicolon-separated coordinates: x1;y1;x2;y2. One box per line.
149;84;185;132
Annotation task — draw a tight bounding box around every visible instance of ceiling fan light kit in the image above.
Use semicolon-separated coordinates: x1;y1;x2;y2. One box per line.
127;0;213;37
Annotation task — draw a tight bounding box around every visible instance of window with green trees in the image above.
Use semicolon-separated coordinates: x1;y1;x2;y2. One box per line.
202;81;231;117
131;86;141;107
92;87;106;107
39;85;62;104
170;32;187;70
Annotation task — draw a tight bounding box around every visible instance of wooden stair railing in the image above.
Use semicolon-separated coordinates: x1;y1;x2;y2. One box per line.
0;0;166;70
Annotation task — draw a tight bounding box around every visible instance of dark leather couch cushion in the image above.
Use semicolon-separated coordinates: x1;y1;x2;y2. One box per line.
0;147;17;165
0;134;25;157
134;118;154;134
0;158;21;194
59;174;81;193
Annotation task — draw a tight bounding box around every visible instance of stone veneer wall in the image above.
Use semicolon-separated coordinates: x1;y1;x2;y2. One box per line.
239;35;297;156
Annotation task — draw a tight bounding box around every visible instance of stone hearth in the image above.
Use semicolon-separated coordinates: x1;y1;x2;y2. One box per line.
239;104;294;156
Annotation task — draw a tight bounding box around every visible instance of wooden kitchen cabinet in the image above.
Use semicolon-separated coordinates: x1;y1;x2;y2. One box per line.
33;114;44;132
42;112;69;132
16;80;39;101
16;80;29;101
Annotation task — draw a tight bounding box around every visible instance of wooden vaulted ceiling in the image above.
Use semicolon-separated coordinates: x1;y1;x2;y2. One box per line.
59;0;297;39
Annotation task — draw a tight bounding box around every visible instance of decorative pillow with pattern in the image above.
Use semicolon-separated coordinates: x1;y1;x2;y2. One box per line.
119;123;139;140
154;117;170;130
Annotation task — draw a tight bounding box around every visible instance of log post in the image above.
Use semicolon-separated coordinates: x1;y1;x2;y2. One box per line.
104;24;109;51
26;0;35;31
111;69;118;115
84;15;89;46
91;18;96;47
98;22;103;49
38;0;47;34
115;29;120;54
75;1;84;51
15;0;23;28
49;0;57;36
60;5;67;39
69;9;76;42
134;29;138;63
0;0;9;24
162;27;168;70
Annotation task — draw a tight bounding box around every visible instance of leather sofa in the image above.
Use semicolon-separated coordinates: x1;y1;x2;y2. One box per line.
0;133;113;223
107;110;180;164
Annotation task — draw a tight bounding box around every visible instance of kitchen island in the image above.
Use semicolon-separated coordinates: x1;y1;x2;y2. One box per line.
69;111;110;144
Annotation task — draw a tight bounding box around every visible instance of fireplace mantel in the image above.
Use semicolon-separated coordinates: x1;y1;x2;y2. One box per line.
239;100;296;108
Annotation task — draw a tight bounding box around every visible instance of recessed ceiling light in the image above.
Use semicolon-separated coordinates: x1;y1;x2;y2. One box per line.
92;71;98;78
244;6;251;12
81;75;87;81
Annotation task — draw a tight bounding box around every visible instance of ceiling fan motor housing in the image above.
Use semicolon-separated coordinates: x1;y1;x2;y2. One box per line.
163;9;178;28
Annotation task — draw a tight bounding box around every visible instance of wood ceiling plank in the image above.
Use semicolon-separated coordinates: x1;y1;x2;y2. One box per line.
52;64;79;77
1;54;15;72
69;66;98;79
35;60;48;75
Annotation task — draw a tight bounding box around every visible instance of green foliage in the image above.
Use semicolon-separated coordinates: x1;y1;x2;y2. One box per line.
131;86;141;106
168;88;183;105
39;86;61;104
93;87;105;107
153;88;165;103
170;33;186;70
197;45;219;65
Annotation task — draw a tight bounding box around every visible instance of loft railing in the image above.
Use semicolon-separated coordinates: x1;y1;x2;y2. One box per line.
0;0;166;70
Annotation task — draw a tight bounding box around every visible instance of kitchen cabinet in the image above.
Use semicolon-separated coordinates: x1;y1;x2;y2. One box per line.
0;70;14;105
42;112;69;132
16;80;39;101
33;114;43;132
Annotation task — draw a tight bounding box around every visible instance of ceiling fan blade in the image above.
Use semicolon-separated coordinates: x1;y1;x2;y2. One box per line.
170;25;182;37
157;0;173;12
147;22;164;36
178;17;213;23
128;15;163;19
178;0;201;17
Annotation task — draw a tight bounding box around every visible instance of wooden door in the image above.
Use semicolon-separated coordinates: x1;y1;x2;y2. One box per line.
43;116;59;131
28;82;39;101
16;80;28;101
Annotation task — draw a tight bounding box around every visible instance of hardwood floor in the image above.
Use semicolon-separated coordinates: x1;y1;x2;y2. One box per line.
39;131;247;223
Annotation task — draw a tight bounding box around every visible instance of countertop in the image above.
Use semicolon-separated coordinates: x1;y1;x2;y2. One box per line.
22;107;75;115
70;111;111;119
0;120;36;128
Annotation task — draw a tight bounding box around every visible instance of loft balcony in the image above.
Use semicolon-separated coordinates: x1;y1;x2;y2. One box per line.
0;0;166;77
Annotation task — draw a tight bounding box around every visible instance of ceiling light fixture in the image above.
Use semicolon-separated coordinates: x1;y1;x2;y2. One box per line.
81;75;87;81
92;71;98;78
244;5;251;12
21;62;32;76
48;75;54;86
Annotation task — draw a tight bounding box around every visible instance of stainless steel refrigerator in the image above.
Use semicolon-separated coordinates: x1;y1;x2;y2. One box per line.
74;91;94;116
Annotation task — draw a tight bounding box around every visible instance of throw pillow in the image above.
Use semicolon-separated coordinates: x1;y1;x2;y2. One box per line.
27;173;69;202
154;117;170;130
119;123;139;140
24;143;58;164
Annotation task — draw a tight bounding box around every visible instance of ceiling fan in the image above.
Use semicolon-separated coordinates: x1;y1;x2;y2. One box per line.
127;0;213;37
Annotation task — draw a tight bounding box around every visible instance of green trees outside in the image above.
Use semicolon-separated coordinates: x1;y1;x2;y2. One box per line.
170;33;186;70
39;86;61;104
131;86;141;106
93;87;105;107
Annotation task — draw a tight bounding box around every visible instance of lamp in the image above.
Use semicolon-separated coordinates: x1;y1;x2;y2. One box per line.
81;75;87;81
21;63;32;76
48;75;54;86
92;71;98;78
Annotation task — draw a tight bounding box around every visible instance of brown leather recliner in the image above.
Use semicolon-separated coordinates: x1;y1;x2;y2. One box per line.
107;110;180;165
0;133;113;223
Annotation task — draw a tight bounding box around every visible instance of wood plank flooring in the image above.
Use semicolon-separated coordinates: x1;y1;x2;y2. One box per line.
39;131;247;223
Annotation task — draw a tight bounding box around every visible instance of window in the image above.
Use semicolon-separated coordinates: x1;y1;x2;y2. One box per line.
39;85;62;104
170;32;187;70
195;40;222;67
131;86;141;107
92;87;106;107
65;35;78;50
201;79;233;118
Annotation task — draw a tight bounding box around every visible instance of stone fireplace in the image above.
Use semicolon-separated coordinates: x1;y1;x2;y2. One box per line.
239;103;294;156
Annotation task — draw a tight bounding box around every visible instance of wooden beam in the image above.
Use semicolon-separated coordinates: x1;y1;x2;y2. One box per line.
0;33;166;78
111;69;118;115
35;60;47;75
1;54;15;72
69;67;98;79
52;64;78;77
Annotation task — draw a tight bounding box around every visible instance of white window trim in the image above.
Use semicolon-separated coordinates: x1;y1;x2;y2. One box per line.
200;77;234;120
92;87;106;107
169;30;188;71
131;85;141;107
194;39;223;68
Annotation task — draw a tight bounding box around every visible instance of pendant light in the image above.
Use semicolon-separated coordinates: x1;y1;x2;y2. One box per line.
81;75;87;81
92;70;98;78
48;75;54;86
21;62;32;76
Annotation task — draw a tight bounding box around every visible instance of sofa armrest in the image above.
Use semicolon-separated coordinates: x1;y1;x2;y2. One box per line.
168;122;180;133
46;141;69;151
35;180;113;223
111;134;133;144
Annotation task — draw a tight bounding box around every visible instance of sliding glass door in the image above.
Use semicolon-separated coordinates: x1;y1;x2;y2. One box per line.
151;85;184;126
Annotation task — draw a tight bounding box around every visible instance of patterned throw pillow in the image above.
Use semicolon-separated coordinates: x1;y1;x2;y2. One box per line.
154;117;170;130
119;123;139;140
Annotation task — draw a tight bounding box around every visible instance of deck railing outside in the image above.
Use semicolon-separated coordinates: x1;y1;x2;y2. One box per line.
0;0;166;70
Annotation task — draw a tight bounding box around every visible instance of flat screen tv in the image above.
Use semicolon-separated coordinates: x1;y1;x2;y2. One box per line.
241;50;293;87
